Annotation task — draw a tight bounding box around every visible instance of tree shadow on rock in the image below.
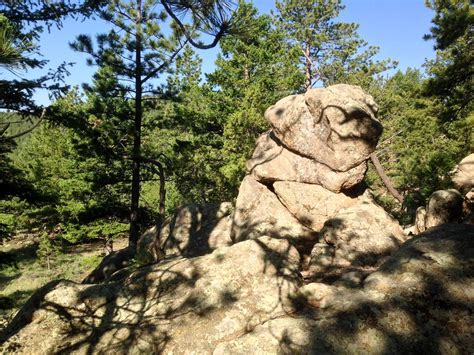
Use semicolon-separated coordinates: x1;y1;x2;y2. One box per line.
303;223;474;354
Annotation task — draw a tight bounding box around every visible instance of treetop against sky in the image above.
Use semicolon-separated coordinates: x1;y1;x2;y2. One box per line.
5;0;436;106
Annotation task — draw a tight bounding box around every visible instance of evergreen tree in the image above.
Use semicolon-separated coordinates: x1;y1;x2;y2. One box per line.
365;69;467;219
274;0;395;90
424;0;473;122
0;0;103;116
208;2;303;195
70;0;237;247
0;14;26;66
0;1;104;223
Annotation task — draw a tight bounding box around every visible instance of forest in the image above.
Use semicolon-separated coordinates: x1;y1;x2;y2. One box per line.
0;0;473;348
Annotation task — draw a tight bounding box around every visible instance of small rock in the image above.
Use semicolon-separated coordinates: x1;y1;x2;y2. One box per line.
425;189;463;229
297;283;336;309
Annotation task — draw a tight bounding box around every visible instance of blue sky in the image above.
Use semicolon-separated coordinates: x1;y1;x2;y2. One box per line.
6;0;436;105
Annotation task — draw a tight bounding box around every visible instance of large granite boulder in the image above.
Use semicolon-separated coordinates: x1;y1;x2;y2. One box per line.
272;181;363;231
0;237;302;354
265;84;382;172
247;132;367;192
231;176;318;247
233;85;394;252
412;189;465;235
452;153;474;192
308;194;407;282
137;202;233;264
217;224;474;354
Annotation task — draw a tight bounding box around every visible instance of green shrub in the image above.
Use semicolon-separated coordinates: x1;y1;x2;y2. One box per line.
59;220;128;244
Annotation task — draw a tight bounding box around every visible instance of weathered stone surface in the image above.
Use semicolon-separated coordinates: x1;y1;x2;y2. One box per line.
0;237;302;354
231;175;318;245
218;224;474;354
464;189;474;224
414;206;427;235
247;132;367;192
452;153;474;192
307;243;334;275
213;316;329;354
425;189;463;229
273;181;363;231
282;224;474;354
297;282;336;309
136;225;163;265
308;196;407;281
137;202;234;264
265;84;382;172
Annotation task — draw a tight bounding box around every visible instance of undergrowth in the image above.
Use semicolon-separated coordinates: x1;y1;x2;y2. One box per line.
0;235;122;330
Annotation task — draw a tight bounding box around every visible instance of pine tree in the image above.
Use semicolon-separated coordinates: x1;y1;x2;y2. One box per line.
274;0;395;90
423;0;473;140
0;0;103;116
70;0;237;247
207;2;303;195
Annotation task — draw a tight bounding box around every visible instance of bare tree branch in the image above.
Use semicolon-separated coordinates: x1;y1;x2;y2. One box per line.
370;152;404;204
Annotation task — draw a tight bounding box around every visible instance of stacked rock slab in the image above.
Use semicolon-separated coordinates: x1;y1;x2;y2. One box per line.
232;84;407;282
246;84;382;192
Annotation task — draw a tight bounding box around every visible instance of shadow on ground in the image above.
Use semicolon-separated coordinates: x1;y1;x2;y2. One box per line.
0;213;472;354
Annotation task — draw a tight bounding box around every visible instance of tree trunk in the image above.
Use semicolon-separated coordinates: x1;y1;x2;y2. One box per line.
370;153;404;204
304;45;311;91
140;156;166;221
129;0;143;248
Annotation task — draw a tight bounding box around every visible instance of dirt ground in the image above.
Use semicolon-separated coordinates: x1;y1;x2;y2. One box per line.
0;234;128;330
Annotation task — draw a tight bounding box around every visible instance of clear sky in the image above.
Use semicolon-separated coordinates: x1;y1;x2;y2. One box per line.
7;0;436;106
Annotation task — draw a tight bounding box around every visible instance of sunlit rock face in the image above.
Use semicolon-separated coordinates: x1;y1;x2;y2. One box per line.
218;224;474;354
247;131;368;193
413;189;465;235
247;84;382;194
452;153;474;193
265;84;382;172
0;237;302;354
4;84;474;355
233;84;393;250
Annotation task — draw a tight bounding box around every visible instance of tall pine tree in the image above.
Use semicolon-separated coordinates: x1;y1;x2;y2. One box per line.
71;0;237;247
274;0;395;90
208;2;303;194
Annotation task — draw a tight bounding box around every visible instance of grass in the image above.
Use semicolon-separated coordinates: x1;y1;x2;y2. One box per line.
0;234;127;330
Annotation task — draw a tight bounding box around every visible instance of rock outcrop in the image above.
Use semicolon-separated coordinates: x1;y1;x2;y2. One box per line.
1;237;301;354
218;224;474;354
308;193;407;282
452;153;474;192
413;189;464;234
265;85;382;171
247;132;368;193
3;85;473;354
233;84;391;251
425;189;464;228
231;176;318;247
247;84;382;193
272;181;364;231
137;202;233;264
